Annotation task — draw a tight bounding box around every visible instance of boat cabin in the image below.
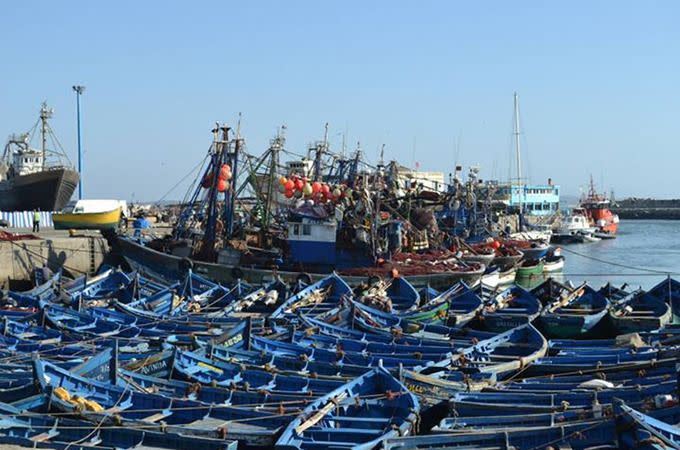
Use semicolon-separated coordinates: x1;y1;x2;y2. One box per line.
560;208;593;233
287;218;337;265
12;148;44;176
61;199;128;215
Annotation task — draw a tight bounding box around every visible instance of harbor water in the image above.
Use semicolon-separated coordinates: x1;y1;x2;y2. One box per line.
522;220;680;290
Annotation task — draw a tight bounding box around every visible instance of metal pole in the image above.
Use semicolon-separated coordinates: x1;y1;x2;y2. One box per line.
73;86;85;200
513;92;523;230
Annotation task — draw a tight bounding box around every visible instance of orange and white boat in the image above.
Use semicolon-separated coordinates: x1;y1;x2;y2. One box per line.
580;176;619;235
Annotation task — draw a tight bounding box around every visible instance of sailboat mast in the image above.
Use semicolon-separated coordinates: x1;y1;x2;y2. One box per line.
513;92;523;217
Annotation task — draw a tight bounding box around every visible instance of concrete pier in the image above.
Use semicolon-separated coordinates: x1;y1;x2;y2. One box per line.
0;228;109;289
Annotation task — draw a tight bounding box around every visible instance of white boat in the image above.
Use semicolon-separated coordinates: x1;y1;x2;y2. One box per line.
543;255;565;273
552;208;597;243
510;229;552;243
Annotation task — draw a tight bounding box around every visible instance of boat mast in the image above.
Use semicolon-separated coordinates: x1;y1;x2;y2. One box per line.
227;116;241;238
513;92;523;225
314;122;328;180
40;102;52;170
263;127;283;234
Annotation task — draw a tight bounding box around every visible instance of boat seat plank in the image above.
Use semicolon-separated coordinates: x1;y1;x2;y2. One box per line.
30;432;57;443
143;411;172;422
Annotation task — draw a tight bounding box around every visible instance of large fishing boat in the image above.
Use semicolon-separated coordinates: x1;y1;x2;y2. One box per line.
0;103;79;212
580;176;619;235
114;122;486;288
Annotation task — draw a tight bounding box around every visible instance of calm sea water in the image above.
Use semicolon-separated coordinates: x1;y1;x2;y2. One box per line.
522;220;680;291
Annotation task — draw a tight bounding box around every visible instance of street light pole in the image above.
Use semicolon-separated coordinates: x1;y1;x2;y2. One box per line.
72;85;85;200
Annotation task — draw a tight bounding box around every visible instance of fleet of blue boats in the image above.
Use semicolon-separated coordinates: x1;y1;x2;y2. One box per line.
1;263;680;449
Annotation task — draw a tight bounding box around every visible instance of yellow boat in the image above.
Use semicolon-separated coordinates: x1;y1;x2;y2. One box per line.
53;200;123;230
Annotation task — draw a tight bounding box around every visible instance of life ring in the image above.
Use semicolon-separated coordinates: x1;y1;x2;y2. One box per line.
296;273;312;285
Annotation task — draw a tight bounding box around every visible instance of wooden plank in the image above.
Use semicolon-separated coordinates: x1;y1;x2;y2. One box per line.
30;433;54;443
295;392;348;435
143;412;171;422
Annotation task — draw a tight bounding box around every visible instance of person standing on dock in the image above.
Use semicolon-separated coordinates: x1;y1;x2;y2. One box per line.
32;209;41;233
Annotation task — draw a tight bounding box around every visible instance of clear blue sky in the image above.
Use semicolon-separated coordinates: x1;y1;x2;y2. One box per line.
2;1;678;201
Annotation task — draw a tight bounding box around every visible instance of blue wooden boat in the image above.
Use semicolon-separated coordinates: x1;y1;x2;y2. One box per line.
400;324;547;402
113;287;243;325
85;305;218;335
480;285;542;332
388;282;482;326
5;268;61;307
599;282;638;301
288;328;473;356
523;349;676;377
348;300;480;342
2;317;63;343
647;277;680;324
497;372;672;392
270;273;353;321
434;407;606;432
248;334;447;369
0;396;238;450
608;290;672;333
531;277;577;305
275;367;419;450
299;314;494;348
449;380;676;416
208;343;371;379
616;401;680;450
352;275;420;313
539;283;610;338
383;419;615;449
65;268;138;306
33;355;297;446
42;301;155;338
172;348;346;395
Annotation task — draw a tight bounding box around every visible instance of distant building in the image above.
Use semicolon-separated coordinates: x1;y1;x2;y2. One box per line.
496;181;560;216
396;167;446;192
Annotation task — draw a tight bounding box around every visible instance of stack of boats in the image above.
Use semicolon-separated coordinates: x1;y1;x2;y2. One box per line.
1;264;680;450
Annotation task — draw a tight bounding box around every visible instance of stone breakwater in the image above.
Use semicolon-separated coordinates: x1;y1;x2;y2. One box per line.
613;198;680;220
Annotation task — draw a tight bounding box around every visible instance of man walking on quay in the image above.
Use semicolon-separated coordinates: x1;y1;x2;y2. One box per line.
33;209;41;233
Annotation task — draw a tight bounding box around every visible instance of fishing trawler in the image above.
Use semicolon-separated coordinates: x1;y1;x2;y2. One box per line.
115;122;485;288
0;103;79;212
581;176;619;236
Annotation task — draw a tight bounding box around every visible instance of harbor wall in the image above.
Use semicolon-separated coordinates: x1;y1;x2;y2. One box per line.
0;235;108;288
612;208;680;220
612;198;680;220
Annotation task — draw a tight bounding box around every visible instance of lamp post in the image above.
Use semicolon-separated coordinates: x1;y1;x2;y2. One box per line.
72;85;85;199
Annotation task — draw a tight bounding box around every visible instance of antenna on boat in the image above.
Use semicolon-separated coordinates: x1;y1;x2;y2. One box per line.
236;112;242;140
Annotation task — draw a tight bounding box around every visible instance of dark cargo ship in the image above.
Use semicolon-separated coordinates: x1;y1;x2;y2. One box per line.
0;103;79;212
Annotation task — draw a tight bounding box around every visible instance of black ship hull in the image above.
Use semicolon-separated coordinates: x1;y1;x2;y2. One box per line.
0;168;79;212
115;236;485;289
